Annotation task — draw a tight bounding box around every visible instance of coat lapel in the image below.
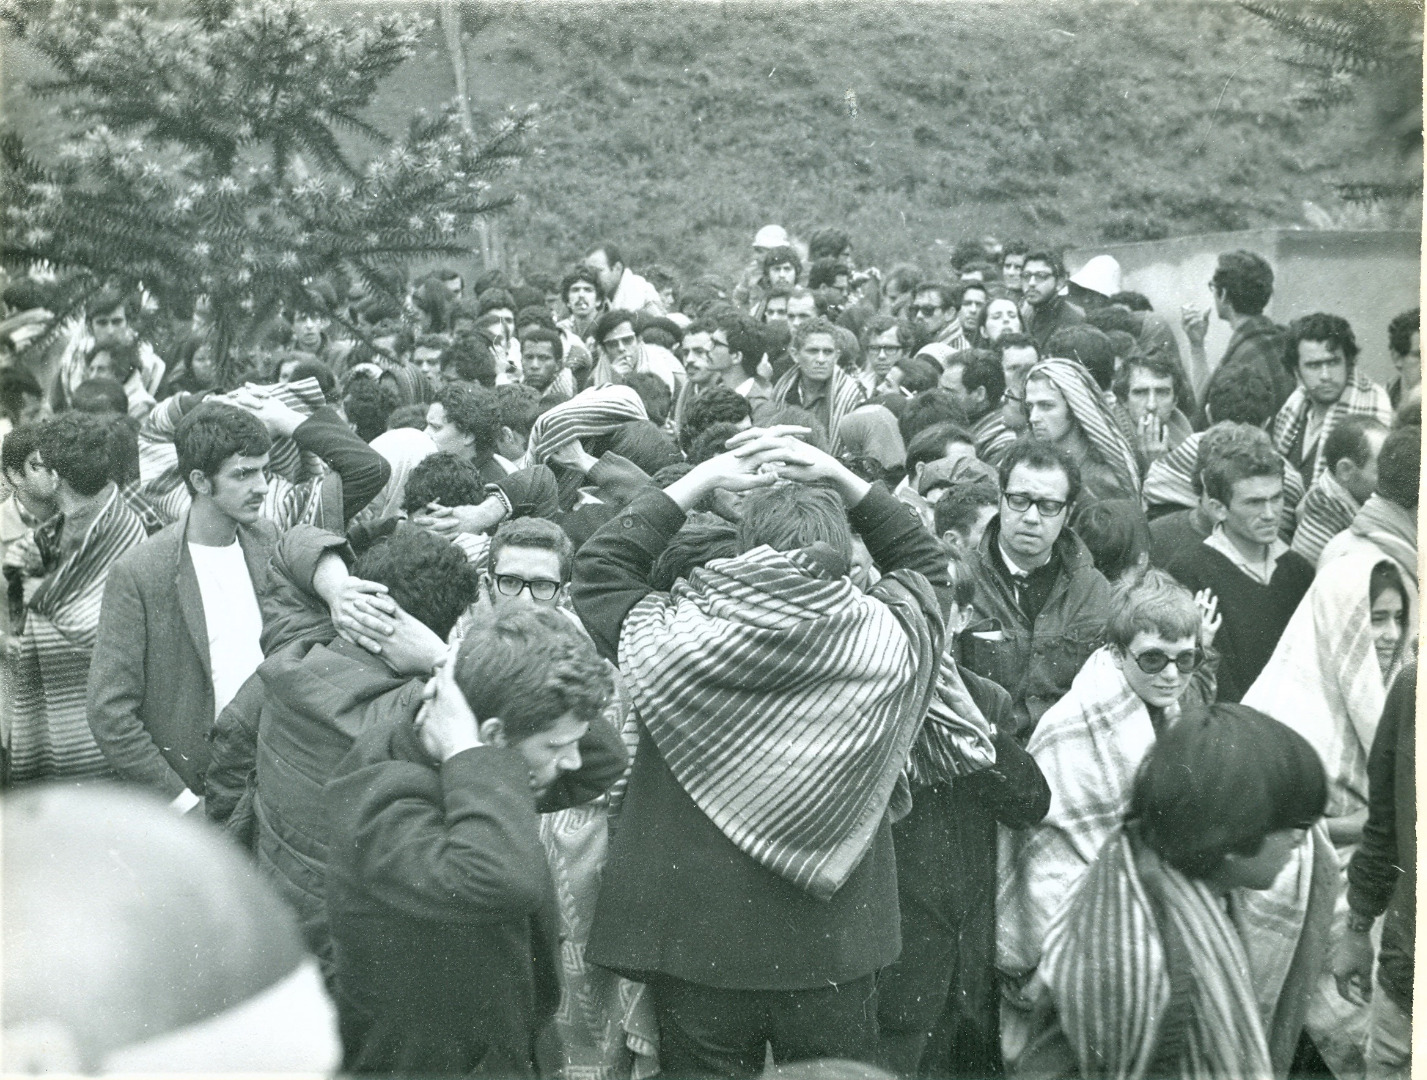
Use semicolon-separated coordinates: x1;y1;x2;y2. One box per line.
174;515;212;681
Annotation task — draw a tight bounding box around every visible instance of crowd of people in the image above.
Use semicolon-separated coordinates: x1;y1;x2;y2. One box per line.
0;226;1419;1080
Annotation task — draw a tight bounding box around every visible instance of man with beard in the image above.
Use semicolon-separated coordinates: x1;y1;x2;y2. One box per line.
1020;251;1084;352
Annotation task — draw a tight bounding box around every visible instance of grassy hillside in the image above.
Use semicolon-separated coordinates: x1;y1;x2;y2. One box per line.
1;0;1388;283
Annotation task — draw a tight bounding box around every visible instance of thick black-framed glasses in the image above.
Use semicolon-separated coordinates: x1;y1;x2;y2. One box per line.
1002;491;1067;517
493;574;561;601
1130;647;1204;675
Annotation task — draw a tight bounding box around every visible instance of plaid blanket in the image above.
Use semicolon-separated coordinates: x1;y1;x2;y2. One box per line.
998;646;1320;1047
771;366;867;457
619;544;944;900
526;385;649;464
1042;828;1274;1079
1271;373;1393;485
137;378;332;528
1244;548;1414;824
7;487;147;783
1026;358;1141;497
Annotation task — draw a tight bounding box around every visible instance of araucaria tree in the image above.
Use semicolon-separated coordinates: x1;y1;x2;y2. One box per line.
1;0;530;380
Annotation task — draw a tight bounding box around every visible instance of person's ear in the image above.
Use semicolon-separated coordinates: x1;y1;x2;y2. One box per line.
1331;457;1356;486
969;385;988;412
478;717;507;748
188;469;212;496
1205;496;1229;524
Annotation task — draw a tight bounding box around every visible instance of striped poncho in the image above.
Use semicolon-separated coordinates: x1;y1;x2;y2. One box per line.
771;366;867;458
527;385;649;464
6;487;148;783
618;544;945;900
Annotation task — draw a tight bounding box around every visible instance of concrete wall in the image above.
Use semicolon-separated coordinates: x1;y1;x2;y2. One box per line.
1068;229;1422;391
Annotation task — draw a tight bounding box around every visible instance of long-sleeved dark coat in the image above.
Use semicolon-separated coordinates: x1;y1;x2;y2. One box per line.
572;483;950;991
324;706;627;1076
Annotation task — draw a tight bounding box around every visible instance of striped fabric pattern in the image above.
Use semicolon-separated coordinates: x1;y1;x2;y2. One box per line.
526;385;648;464
6;487;148;783
619;544;943;900
770;366;867;457
1041;828;1275;1079
971;410;1018;465
1271;373;1394;485
1290;472;1359;566
1026;358;1141;496
906;649;998;789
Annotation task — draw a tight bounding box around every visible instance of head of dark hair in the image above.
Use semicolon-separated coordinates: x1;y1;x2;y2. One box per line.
681;386;752;453
174;402;272;495
1201;436;1282;506
386;402;429;432
905;420;976;472
70;378;130;418
516;307;558;335
1388;308;1419;358
1128;702;1326;880
1283;313;1359;375
0;367;43;424
351;524;479;641
440;334;497;387
1203;365;1278;427
402;452;485;516
476;288;516;317
1109;290;1153;312
287;360;336;402
620;372;672;428
807;227;851;262
761;245;803;279
1;422;44;487
1211;250;1274;316
688;421;743;465
650;513;740;590
898;388;970;445
494;383;544;443
452;605;611;741
488;515;576;584
436;382;500;455
86;286;133;324
1022;249;1065;280
36;412;113;497
1375;425;1421;509
1113;350;1195;417
738;482;854;569
84;340;140;386
1071;499;1151;583
957;347;1006;406
343;376;393;443
893;356;941;394
998;437;1083;508
593;308;639;348
560;264;605;305
934;474;1001;538
588;242;624;269
807;258;849;291
518;324;563;360
1323;417;1386;472
1045;326;1116;391
1085;305;1142;337
756;405;829;453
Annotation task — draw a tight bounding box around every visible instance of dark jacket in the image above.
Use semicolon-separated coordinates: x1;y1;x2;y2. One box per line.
1195;315;1294;427
1025;295;1085;352
87;517;342;798
960;516;1114;741
324;705;627;1076
1347;662;1415;1012
574;483;950;991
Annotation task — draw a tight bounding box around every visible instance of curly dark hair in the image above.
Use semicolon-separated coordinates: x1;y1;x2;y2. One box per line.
174;402;272;495
1282;313;1359;375
37;412;115;497
351;523;479;641
1388;308;1418;358
453;605;613;740
436;383;500;455
402;452;485;515
343;376;392;443
1210;250;1274;316
681;387;752;454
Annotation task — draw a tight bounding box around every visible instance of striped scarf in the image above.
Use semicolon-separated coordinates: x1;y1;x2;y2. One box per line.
619;544;943;900
1027;358;1141;496
1290;472;1359;567
771;366;867;457
971;410;1018;465
6;487;148;783
1042;828;1275;1079
527;385;649;464
1271;373;1394;485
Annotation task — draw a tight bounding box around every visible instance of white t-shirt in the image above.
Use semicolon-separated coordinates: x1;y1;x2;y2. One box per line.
187;540;264;720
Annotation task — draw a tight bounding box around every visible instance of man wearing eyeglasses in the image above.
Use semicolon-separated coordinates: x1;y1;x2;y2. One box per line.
909;282;967;352
960;438;1113;740
484;516;572;612
1019;251;1085;353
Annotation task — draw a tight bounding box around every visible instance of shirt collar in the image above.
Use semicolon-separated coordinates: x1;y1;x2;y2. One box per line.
1203;524;1289;586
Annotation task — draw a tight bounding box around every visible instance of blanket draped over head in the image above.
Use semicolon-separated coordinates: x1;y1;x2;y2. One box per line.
1026;357;1141;496
1320;494;1418;588
1041;828;1275;1080
997;647;1329;1076
1270;373;1394;485
137;377;331;525
1244;549;1415;825
527;385;649;464
7;488;148;783
619;543;984;901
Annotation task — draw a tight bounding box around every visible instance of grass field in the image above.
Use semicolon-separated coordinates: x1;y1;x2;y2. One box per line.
1;0;1386;283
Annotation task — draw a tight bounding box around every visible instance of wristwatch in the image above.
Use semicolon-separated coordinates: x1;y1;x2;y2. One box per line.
1346;911;1376;934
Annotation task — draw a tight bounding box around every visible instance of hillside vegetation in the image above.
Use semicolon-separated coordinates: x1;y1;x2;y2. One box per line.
1;0;1383;282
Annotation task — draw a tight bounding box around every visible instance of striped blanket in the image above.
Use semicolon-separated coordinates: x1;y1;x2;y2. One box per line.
998;647;1325;1073
1027;358;1141;497
527;385;649;465
619;544;944;900
6;487;147;783
1042;828;1275;1079
137;378;332;528
1290;471;1359;567
1271;374;1393;486
771;366;867;457
1244;548;1414;827
1142;430;1305;537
